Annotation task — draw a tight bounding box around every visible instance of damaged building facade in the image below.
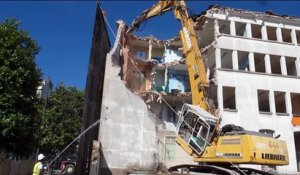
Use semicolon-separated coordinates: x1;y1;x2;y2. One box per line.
98;6;300;174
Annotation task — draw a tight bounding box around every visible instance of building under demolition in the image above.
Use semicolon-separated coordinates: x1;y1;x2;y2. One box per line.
95;5;300;175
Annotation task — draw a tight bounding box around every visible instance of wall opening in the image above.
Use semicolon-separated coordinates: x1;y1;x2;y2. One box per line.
235;22;247;37
259;129;274;137
254;53;266;73
167;69;190;93
294;132;300;172
206;48;216;77
257;90;270;113
136;50;146;59
291;93;300;116
237;51;249;71
296;30;300;45
266;26;277;41
218;19;230;35
151;46;164;62
286;57;297;76
291;93;300;126
164;136;176;161
221;49;233;69
209;84;218;109
282;28;292;43
251;24;262;39
274;91;287;114
270;55;281;75
223;86;236;110
154;69;166;92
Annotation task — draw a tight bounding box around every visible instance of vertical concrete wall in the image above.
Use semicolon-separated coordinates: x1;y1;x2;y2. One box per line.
77;4;111;175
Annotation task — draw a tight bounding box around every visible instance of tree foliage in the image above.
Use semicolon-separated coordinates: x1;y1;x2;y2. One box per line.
38;85;84;155
0;19;42;157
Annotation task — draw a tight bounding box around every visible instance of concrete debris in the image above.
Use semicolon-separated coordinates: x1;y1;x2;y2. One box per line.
206;5;300;21
127;34;180;47
192;14;208;31
163;47;182;63
138;90;192;105
111;21;125;55
124;169;157;175
155;59;186;68
91;140;100;163
201;39;217;54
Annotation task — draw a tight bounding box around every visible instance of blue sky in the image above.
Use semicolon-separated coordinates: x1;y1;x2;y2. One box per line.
0;1;300;90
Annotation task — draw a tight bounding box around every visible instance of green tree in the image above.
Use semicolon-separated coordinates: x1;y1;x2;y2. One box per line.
38;85;84;155
0;19;42;157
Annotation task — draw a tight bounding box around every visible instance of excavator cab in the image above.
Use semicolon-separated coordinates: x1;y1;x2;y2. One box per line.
176;104;218;155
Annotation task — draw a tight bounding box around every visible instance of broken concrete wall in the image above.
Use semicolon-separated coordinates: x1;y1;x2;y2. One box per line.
121;38;154;94
123;35;194;95
163;47;182;63
98;20;195;174
98;21;160;174
122;58;154;94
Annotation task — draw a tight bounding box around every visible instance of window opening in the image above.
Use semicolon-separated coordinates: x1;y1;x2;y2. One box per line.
223;86;236;110
251;24;262;39
282;28;292;43
270;55;281;75
254;53;266;73
136;50;146;59
235;22;247;37
218;19;230;35
208;84;218;109
286;57;297;76
274;91;287;114
257;90;270;112
165;136;176;161
221;49;233;69
238;51;249;71
266;26;277;41
296;30;300;45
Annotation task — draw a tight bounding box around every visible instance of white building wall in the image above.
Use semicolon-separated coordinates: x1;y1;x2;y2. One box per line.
215;70;299;173
217;35;300;58
208;9;300;173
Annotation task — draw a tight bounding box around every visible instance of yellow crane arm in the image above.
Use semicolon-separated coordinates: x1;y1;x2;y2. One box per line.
127;0;211;112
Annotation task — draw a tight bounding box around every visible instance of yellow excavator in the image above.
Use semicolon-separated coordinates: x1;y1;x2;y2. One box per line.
127;1;288;174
